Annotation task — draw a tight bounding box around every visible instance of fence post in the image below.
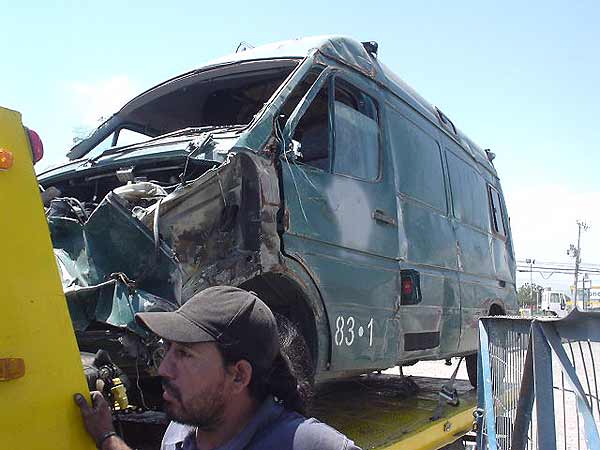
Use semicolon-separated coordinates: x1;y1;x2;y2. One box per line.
532;321;557;450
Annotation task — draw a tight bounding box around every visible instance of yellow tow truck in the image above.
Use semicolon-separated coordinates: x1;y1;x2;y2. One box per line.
0;106;95;448
0;105;475;449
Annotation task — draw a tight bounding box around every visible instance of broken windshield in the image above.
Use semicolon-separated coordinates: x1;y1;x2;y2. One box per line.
77;60;299;160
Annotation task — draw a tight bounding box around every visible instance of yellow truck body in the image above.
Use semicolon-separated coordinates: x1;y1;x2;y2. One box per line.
0;106;94;449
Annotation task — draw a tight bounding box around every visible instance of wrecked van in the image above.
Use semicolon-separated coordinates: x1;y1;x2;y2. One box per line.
38;36;516;400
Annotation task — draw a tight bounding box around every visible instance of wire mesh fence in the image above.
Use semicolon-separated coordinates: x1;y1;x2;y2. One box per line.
476;310;600;450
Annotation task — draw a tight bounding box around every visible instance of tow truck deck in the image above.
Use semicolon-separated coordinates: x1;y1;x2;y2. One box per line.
1;104;476;449
114;373;476;450
314;375;476;450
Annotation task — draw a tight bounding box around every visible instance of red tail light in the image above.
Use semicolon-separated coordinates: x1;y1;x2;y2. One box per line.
400;270;422;305
25;128;44;164
402;277;414;296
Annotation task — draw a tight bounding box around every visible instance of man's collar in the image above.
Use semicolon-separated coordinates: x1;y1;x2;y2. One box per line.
169;396;283;450
213;396;283;450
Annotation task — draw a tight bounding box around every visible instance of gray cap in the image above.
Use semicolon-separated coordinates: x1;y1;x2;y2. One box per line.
136;286;279;370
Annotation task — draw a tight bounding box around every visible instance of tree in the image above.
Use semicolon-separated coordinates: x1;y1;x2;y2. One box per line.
517;283;544;309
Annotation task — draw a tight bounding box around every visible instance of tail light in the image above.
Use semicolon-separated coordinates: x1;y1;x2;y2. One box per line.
25;127;44;164
400;269;422;305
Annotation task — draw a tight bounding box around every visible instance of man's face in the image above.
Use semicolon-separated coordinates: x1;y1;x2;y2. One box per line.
158;341;233;430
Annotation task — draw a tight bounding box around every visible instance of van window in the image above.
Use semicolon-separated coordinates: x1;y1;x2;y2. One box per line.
446;150;489;230
332;79;379;181
388;110;446;211
292;82;331;171
487;185;506;236
280;68;323;119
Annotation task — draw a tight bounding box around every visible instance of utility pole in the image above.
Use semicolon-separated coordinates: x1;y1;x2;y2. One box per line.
525;258;535;311
567;220;590;309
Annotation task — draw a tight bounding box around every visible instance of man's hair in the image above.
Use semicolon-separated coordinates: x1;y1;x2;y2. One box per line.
217;314;314;415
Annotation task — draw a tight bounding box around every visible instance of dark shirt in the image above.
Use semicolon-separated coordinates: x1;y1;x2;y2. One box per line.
160;397;361;450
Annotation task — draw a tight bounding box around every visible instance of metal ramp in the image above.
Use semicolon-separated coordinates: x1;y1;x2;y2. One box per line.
477;310;600;449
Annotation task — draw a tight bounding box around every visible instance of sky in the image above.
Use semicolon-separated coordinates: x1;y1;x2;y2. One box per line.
2;0;599;293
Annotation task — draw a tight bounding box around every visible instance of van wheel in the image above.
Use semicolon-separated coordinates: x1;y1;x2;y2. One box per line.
465;305;504;388
274;313;315;388
465;354;477;388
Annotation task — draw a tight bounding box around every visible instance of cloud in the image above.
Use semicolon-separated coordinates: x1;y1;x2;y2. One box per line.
69;76;138;127
506;184;600;291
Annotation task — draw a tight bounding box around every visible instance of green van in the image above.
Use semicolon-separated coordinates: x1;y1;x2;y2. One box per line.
38;36;516;396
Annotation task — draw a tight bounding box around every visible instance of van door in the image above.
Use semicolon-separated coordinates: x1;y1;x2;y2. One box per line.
445;143;503;352
385;106;461;359
280;69;400;371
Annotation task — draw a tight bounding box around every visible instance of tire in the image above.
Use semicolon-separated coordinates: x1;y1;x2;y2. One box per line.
274;313;315;387
466;305;505;388
466;353;477;388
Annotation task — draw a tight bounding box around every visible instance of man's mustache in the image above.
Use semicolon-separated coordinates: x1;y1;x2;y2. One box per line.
161;379;181;400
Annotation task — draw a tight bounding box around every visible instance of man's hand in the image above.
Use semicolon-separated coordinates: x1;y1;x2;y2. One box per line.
74;391;115;445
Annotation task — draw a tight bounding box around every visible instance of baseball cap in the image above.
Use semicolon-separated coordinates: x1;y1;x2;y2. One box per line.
135;286;280;371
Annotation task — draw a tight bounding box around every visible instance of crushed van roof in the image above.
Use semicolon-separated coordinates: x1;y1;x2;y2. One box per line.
70;35;495;172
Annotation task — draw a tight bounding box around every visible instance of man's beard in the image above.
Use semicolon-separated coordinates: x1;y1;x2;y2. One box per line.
162;378;227;431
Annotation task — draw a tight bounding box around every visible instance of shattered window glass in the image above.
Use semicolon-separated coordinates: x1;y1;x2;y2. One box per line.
292;83;331;171
280;68;323;119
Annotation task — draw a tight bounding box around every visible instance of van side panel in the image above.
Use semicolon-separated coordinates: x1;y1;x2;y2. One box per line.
385;104;461;359
444;142;516;351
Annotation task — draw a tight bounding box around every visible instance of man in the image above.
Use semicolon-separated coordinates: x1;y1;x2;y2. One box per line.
75;286;362;450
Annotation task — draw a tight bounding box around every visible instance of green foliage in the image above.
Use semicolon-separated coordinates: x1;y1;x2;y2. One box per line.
518;283;544;307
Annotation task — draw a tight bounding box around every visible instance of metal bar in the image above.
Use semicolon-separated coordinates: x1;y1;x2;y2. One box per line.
588;340;600;419
479;320;498;450
511;335;535;450
539;322;600;449
532;322;557;450
578;341;593;416
567;340;582;449
562;371;567;450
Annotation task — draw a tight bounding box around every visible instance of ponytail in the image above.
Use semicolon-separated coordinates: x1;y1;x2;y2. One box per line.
217;314;314;415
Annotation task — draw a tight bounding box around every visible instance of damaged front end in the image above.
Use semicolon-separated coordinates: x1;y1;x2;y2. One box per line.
42;145;283;405
37;50;325;406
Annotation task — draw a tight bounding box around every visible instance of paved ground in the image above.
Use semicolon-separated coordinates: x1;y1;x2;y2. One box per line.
385;358;470;381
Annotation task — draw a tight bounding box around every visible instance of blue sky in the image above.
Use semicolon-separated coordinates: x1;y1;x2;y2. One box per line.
3;0;599;292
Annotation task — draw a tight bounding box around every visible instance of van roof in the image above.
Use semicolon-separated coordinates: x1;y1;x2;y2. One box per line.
78;36;495;174
201;35;496;174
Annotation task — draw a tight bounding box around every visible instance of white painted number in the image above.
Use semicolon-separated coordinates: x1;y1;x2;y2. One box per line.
334;316;374;347
335;315;344;346
345;316;355;346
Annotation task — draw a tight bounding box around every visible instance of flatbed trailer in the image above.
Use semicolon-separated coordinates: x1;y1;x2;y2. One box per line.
1;105;476;449
113;373;476;450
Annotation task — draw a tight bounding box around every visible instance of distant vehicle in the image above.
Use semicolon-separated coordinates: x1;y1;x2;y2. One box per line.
540;288;572;317
37;36;517;397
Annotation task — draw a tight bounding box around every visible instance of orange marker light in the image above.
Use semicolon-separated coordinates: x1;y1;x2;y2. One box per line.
0;358;26;381
0;149;14;170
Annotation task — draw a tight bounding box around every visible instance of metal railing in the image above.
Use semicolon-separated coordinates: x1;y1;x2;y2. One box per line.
476;310;600;450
